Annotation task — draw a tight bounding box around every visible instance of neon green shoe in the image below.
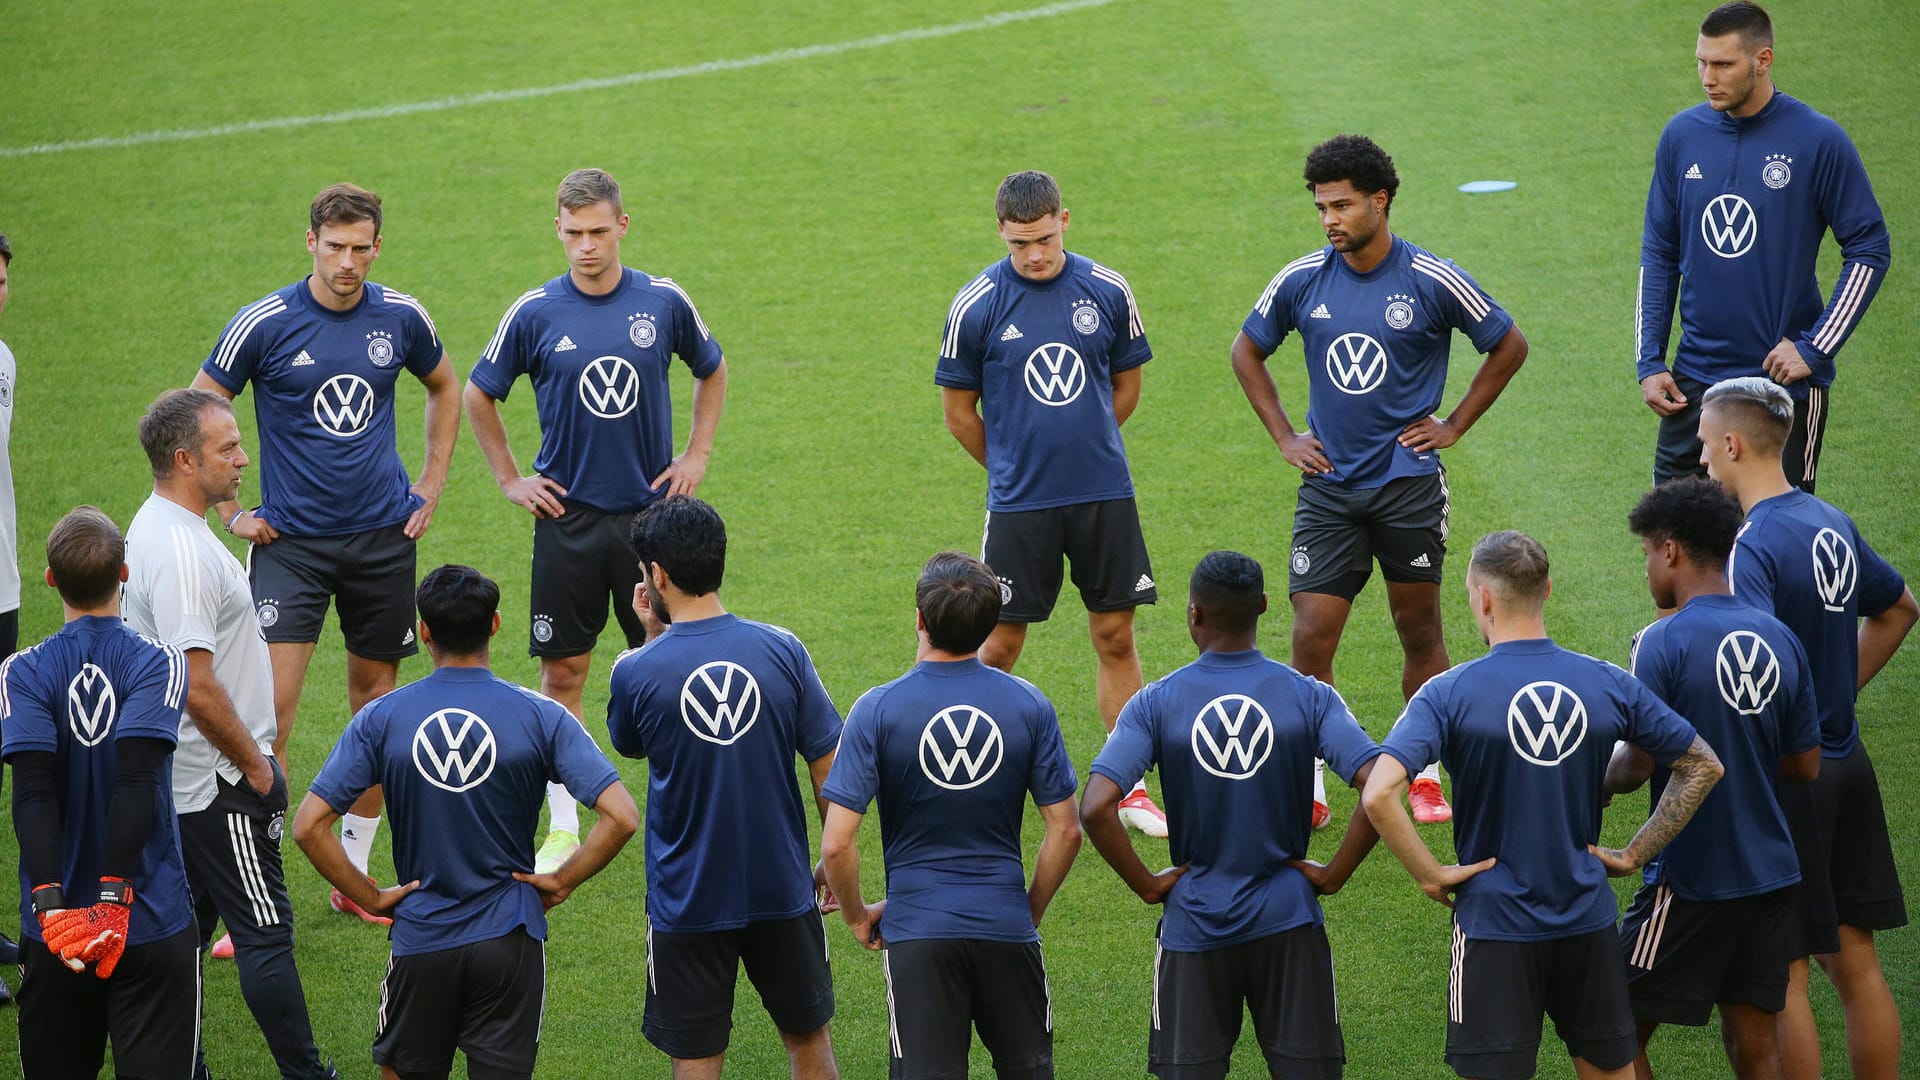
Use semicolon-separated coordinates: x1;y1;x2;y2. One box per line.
534;829;579;874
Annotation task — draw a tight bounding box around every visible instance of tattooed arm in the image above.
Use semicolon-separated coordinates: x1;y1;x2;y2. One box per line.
1590;736;1723;877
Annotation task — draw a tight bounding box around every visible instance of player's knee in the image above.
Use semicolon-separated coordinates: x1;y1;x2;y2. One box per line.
1088;618;1135;660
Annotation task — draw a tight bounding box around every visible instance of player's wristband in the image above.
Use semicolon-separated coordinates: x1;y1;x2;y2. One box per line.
224;508;247;533
30;883;67;914
97;877;134;907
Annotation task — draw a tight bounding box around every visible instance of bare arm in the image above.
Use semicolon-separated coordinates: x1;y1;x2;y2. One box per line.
1400;325;1530;452
808;750;835;825
1590;736;1724;876
1289;757;1381;895
292;793;419;915
1604;740;1655;796
1360;754;1494;907
1779;747;1821;784
403;356;462;539
1028;797;1082;927
1230;330;1329;476
1079;774;1187;903
1858;588;1917;692
183;648;273;794
1110;366;1142;427
462;380;568;518
819;802;881;949
652;358;728;497
941;387;988;469
512;780;640;909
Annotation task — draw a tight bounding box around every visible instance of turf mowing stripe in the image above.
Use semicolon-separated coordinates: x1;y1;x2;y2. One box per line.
0;0;1124;159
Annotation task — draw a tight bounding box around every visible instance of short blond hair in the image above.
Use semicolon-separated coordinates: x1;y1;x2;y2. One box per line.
558;168;622;214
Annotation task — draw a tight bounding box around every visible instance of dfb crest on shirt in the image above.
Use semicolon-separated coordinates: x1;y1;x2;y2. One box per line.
1023;343;1086;406
1506;681;1588;766
1811;527;1857;612
579;355;641;419
1761;154;1792;190
629;314;658;349
313;374;376;438
1071;302;1101;336
66;664;118;748
680;661;762;746
366;331;396;367
0;373;12;409
257;600;280;629
1325;333;1388;395
412;708;498;793
1701;194;1757;258
1190;694;1274;780
1715;630;1782;715
1384;294;1416;331
919;704;1004;790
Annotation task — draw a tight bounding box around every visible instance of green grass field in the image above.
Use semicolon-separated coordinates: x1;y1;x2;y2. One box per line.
4;1;1916;1076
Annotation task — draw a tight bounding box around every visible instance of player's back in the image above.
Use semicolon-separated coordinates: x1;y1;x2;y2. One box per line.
826;658;1075;943
1388;640;1696;941
1630;596;1815;901
606;613;843;933
1731;489;1906;755
0;616;194;945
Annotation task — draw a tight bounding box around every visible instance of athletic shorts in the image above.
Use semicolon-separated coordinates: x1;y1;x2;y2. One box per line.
373;928;546;1078
882;938;1052;1079
529;501;648;658
1780;742;1907;957
1653;373;1827;492
18;924;200;1080
0;607;17;659
1445;924;1636;1080
1148;923;1344;1080
1289;471;1448;600
642;912;835;1060
1619;883;1796;1024
249;523;420;660
982;498;1157;622
180;760;294;952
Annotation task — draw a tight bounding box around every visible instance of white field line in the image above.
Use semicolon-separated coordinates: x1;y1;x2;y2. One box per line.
1;0;1122;159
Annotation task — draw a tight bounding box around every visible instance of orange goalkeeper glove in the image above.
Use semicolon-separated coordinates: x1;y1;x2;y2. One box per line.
54;878;133;979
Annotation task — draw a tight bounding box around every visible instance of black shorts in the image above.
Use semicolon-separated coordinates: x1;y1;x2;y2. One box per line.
1288;471;1448;601
249;522;420;660
883;938;1052;1080
0;606;17;658
529;501;647;658
1653;373;1827;492
982;498;1157;622
179;762;295;951
1445;924;1636;1080
373;928;546;1077
642;912;835;1060
1781;742;1907;957
18;924;200;1080
1619;883;1796;1024
1148;923;1344;1080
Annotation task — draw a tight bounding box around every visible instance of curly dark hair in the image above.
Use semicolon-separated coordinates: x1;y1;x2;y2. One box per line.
1629;476;1746;569
1303;135;1400;209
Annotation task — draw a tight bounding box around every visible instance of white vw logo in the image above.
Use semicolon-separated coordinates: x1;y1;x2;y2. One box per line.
578;355;640;419
1191;694;1274;780
918;705;1004;790
1701;194;1757;258
1324;333;1388;395
1023;342;1086;406
1715;630;1781;715
312;374;375;438
411;708;497;793
681;661;762;746
1811;527;1857;612
1506;681;1588;766
66;664;117;748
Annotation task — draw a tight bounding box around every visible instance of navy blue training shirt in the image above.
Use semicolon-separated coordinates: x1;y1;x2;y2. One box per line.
821;658;1078;944
200;279;444;536
1;616;193;946
308;666;620;956
470;268;724;514
606;613;843;934
1382;640;1697;942
1629;594;1816;900
1090;649;1380;952
935;252;1150;512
